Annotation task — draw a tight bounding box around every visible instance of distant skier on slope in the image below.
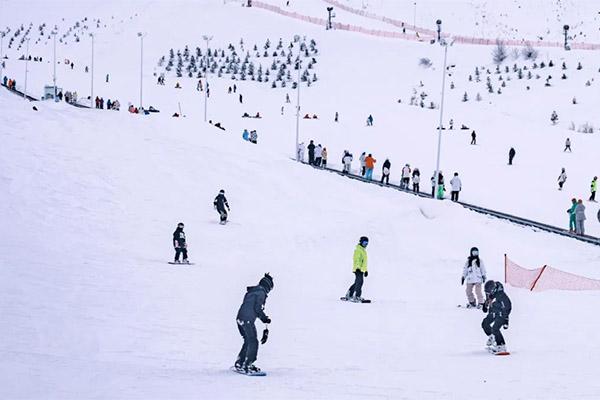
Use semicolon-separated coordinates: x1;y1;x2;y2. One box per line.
482;280;512;354
343;236;369;302
172;222;189;264
214;190;231;224
235;273;274;375
557;168;567;190
461;247;486;308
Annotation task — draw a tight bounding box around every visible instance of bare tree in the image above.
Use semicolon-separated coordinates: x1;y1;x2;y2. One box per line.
492;39;508;65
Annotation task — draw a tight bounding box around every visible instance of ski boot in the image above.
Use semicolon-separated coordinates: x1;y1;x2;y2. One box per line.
486;334;496;347
466;301;477;309
174;260;181;264
234;361;244;373
182;259;190;264
245;364;261;374
351;296;364;303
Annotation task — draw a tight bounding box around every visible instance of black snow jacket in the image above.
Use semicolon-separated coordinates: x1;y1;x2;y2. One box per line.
214;194;230;212
237;285;269;323
382;159;391;174
307;142;315;155
173;228;186;248
486;291;512;320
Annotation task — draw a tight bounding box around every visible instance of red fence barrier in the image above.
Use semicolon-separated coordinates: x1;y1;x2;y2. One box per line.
504;255;600;291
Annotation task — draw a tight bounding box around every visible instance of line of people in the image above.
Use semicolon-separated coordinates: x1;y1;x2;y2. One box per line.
298;140;328;168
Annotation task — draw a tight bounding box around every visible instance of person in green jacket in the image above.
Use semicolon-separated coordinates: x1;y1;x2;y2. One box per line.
568;198;577;232
344;236;369;302
590;176;598;202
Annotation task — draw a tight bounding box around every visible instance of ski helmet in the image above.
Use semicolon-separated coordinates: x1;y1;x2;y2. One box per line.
484;280;496;295
259;273;274;293
177;222;184;229
470;247;479;257
219;189;225;194
359;236;369;247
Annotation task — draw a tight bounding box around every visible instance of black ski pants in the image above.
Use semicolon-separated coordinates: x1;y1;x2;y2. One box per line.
348;270;364;298
590;191;597;201
381;174;389;184
451;191;459;201
413;183;420;193
174;247;188;261
217;208;228;222
308;152;314;165
482;314;506;345
237;319;259;366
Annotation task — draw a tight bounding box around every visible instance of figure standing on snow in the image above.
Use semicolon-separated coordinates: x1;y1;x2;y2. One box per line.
359;152;367;176
322;147;328;167
412;168;420;193
461;247;486;308
235;273;274;374
508;147;516;165
364;154;376;181
450;172;462;201
307;140;315;165
344;236;369;302
297;142;305;162
401;164;411;189
557;168;567;190
471;130;477;145
172;222;189;264
366;115;373;126
437;172;445;199
568;198;577;232
381;159;391;185
575;199;586;235
315;144;323;167
564;138;572;152
481;280;512;354
342;151;353;174
214;190;231;224
589;177;598;202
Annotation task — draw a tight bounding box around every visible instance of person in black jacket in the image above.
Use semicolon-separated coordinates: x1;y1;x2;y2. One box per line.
481;280;512;353
214;190;230;224
235;273;274;373
307;140;315;165
380;159;391;185
508;147;516;165
172;222;188;263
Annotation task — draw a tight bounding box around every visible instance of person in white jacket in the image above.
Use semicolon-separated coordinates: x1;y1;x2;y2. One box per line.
342;151;353;174
450;172;462;202
461;247;487;308
401;164;411;189
557;168;567;190
297;142;305;162
359;152;366;176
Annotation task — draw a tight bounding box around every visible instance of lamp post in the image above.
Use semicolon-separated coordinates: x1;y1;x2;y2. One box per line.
202;34;213;122
137;32;145;110
0;31;5;86
89;33;94;108
413;2;417;28
326;7;334;30
23;38;30;100
563;24;570;50
52;30;57;101
295;59;302;160
433;36;453;199
436;19;442;42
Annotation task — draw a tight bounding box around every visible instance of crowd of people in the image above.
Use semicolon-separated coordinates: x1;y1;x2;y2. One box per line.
297;140;328;168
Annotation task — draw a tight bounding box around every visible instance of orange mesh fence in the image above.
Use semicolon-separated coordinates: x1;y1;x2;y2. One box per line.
505;256;544;290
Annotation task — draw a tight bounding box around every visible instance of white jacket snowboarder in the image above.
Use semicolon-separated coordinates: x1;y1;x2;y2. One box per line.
461;247;487;307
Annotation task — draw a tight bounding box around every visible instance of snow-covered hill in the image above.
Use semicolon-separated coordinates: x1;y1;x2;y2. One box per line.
2;1;600;399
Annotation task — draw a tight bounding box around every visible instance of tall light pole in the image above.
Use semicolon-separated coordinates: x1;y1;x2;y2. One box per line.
52;30;58;101
295;59;301;161
0;31;5;85
326;7;334;30
23;38;30;100
89;33;94;108
436;19;442;42
563;25;570;50
413;2;417;28
137;32;145;110
202;34;213;122
433;34;454;199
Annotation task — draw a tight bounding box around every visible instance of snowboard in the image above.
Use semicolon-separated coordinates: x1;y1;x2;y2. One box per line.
340;297;371;303
168;262;195;265
487;347;510;356
457;304;482;309
230;366;267;376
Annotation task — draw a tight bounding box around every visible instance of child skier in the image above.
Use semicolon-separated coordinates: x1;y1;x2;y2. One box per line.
461;247;486;308
172;222;189;264
235;273;274;375
214;189;230;224
481;280;512;354
344;236;369;302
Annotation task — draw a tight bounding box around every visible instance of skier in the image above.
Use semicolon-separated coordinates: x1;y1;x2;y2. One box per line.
172;222;189;264
342;151;353;174
564;137;572;152
381;159;391;185
471;130;477;145
235;273;274;374
461;247;486;308
239;94;243;103
297;142;305;162
412;168;421;193
214;190;231;224
590;176;598;202
307;140;315;165
568;198;577;232
481;280;512;354
359;152;367;176
508;147;516;165
364;154;376;181
575;199;586;235
557;168;567;190
344;236;369;302
314;144;323;167
450;172;462;201
401;164;411;189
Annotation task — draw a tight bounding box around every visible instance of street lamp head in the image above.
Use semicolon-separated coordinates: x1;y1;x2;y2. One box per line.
436;19;442;26
137;32;143;37
327;6;333;11
563;24;569;31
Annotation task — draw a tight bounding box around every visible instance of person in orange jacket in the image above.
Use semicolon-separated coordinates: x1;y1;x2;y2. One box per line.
364;154;376;180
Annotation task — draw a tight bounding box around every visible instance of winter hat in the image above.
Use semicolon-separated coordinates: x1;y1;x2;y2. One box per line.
359;236;369;247
484;280;496;295
177;222;184;229
219;189;225;194
470;247;479;257
259;273;274;293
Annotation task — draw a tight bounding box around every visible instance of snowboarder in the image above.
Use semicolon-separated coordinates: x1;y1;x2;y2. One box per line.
342;151;353;174
471;130;477;145
590;176;598;202
315;144;323;167
450;172;462;201
401;164;411;189
564;137;572;152
307;140;315;165
214;190;231;224
364;154;376;181
381;159;391;185
461;247;486;308
235;273;274;375
557;168;567;190
568;198;577;232
481;280;512;354
344;236;369;302
359;152;367;176
172;222;189;264
508;147;516;165
575;199;586;235
412;168;420;193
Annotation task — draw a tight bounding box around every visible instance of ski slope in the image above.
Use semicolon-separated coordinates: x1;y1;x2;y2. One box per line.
2;1;600;399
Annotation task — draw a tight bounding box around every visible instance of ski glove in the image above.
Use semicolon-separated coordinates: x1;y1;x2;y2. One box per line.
364;271;368;277
482;276;486;283
503;318;509;329
260;327;269;345
461;276;465;285
263;317;272;324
